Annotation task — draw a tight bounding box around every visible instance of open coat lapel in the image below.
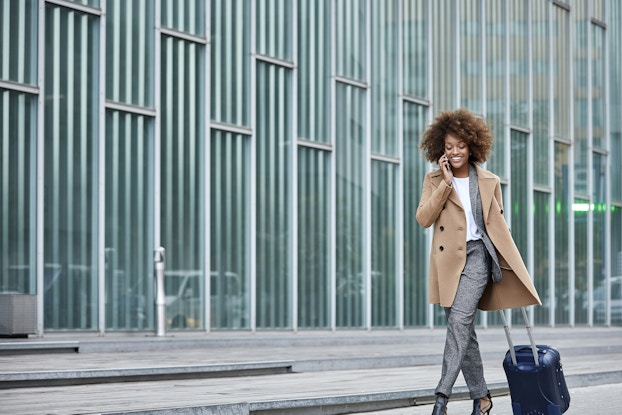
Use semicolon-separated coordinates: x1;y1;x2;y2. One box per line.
469;165;502;282
476;167;497;222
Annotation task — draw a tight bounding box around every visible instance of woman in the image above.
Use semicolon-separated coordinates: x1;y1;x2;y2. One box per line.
416;109;541;415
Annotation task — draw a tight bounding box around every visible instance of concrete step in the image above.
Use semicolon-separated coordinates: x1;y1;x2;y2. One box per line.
0;340;79;354
4;366;621;415
0;360;293;389
0;330;447;354
2;345;620;390
89;371;622;415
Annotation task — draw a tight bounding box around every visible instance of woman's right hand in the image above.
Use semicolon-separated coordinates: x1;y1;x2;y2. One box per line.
438;154;453;185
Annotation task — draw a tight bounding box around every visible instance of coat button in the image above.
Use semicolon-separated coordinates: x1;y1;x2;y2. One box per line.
500;209;504;214
440;226;445;231
439;246;444;251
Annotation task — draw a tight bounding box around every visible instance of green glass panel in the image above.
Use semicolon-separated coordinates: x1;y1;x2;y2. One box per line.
554;143;570;325
592;0;604;22
160;35;206;330
533;191;550;325
607;207;622;325
66;0;99;7
460;0;482;113
403;0;427;99
611;3;622;204
210;131;250;329
509;0;528;127
573;0;588;196
336;0;365;81
257;0;292;61
0;0;38;85
0;89;37;294
510;131;529;259
161;0;206;36
591;154;607;324
574;196;588;325
105;111;154;330
403;102;428;327
371;160;398;328
532;0;550;187
44;4;99;330
106;0;154;107
432;0;456;113
210;0;249;126
371;0;398;157
553;5;570;139
613;134;622;204
336;83;365;328
297;0;330;143
256;62;292;329
592;25;606;150
485;0;505;178
298;146;331;328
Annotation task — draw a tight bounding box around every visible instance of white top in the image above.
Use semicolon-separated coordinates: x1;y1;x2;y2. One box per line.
452;176;482;242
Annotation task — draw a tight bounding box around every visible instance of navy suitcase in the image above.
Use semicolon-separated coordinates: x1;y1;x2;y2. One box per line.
499;308;570;415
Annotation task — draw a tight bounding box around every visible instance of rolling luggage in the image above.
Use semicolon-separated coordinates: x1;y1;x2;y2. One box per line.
499;308;571;415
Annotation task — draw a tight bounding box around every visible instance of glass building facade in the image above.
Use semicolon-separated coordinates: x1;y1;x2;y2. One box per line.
1;0;621;334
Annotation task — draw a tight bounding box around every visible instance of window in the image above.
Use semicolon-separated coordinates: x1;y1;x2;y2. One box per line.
44;4;99;329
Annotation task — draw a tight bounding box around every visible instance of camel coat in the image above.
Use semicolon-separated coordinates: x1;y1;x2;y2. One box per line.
416;164;541;311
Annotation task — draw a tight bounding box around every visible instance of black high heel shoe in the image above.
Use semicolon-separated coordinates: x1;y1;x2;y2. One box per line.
471;392;493;415
431;393;448;415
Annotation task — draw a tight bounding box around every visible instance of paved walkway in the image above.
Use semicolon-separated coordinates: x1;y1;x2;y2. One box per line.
0;326;621;414
362;383;622;414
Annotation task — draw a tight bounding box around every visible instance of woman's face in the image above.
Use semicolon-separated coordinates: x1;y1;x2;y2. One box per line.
444;133;470;172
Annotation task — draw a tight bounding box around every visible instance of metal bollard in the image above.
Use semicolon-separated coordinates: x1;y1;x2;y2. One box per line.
154;247;166;337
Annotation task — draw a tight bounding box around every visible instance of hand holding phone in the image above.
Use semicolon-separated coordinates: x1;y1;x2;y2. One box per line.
438;154;453;185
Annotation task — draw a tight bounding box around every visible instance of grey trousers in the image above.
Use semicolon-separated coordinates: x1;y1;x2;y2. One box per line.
435;239;491;400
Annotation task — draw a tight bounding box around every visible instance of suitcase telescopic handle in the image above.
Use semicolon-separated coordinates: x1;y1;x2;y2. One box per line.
498;307;539;366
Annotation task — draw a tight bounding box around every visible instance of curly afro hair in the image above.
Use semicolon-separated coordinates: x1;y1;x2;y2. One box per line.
419;108;493;165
